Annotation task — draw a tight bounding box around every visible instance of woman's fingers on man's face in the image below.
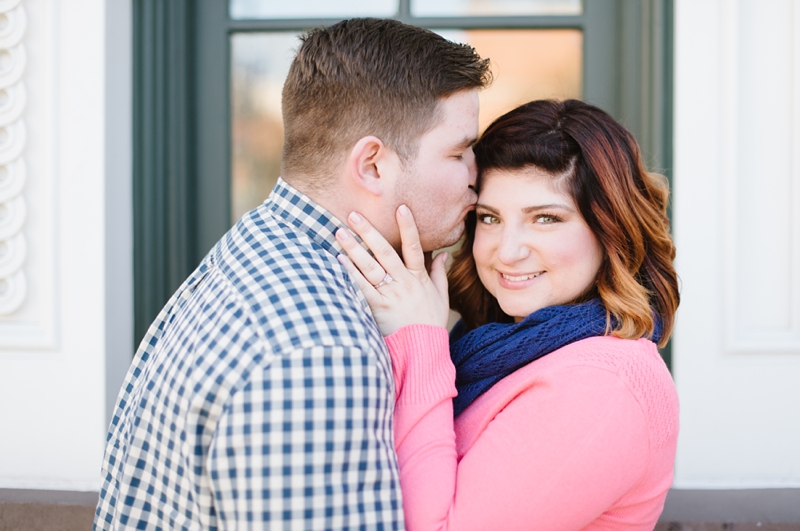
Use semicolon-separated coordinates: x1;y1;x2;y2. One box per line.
344;211;404;276
395;205;425;273
335;226;387;287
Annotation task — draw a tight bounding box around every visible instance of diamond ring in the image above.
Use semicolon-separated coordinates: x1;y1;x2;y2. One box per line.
374;273;394;289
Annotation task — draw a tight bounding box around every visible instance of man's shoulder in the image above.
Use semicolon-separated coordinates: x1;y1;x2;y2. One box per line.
219;205;338;287
199;206;379;353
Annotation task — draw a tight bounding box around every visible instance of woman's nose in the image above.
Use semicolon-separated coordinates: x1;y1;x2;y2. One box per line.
497;229;530;265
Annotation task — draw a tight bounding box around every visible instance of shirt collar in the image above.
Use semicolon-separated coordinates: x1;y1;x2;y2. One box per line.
263;177;374;313
264;177;351;257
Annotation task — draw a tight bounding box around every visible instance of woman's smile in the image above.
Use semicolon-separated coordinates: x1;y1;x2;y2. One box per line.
497;270;544;289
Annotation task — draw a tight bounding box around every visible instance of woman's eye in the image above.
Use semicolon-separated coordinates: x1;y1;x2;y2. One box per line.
478;214;499;225
535;215;559;224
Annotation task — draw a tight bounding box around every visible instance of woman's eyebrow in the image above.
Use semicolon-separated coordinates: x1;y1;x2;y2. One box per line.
475;203;499;214
476;203;575;214
521;203;575;213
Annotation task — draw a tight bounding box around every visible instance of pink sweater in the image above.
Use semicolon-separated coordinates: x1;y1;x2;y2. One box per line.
385;325;679;531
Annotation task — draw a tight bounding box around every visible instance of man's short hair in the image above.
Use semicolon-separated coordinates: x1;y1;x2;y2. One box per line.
281;18;491;186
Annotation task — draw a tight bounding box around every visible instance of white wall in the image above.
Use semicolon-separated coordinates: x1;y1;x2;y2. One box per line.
673;0;800;488
0;0;132;491
1;0;798;494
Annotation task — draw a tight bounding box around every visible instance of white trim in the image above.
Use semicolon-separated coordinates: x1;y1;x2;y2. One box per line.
0;477;102;491
673;0;800;487
103;0;133;427
0;0;59;348
673;479;800;490
719;0;800;354
0;0;27;319
0;0;106;491
791;0;800;348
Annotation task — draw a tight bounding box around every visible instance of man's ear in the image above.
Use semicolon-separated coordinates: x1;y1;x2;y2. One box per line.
347;135;398;196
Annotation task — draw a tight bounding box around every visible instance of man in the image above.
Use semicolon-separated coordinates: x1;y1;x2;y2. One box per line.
95;18;490;530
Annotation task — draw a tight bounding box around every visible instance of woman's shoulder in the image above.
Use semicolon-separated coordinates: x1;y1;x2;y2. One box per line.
543;336;676;397
542;335;679;449
512;336;677;418
458;335;679;454
479;336;674;408
539;335;668;377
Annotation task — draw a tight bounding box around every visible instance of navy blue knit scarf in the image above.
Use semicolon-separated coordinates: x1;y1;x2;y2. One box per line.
449;299;661;417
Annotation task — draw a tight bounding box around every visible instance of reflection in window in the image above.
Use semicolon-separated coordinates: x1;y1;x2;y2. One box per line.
231;33;298;222
230;0;396;19
438;29;581;131
230;29;582;223
412;0;581;17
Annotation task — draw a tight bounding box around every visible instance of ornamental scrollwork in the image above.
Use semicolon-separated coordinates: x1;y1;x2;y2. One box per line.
0;0;26;316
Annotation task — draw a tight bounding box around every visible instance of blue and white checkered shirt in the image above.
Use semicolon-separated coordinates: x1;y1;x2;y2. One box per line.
95;179;404;530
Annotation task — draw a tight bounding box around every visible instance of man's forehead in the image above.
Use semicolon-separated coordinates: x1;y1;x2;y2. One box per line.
435;90;480;124
453;135;478;150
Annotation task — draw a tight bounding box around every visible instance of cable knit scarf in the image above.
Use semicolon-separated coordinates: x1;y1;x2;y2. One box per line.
449;299;661;417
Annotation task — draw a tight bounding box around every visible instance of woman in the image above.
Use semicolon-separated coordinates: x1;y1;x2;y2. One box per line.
336;99;680;530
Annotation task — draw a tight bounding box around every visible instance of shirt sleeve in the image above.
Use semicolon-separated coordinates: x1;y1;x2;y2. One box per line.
207;345;404;530
386;325;651;531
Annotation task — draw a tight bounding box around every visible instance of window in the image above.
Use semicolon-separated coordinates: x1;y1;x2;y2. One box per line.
133;0;674;366
231;25;583;220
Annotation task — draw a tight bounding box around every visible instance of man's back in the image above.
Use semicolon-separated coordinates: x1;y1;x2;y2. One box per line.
95;180;403;530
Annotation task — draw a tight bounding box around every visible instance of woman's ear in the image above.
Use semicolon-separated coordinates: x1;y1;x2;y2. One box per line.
347;135;400;196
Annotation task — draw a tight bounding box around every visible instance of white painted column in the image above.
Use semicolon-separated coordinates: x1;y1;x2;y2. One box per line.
673;0;800;487
0;0;132;491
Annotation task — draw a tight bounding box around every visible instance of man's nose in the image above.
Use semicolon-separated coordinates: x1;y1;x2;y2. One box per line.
469;163;477;189
466;148;477;189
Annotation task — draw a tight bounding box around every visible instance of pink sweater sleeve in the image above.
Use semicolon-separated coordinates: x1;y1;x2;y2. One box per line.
385;326;659;531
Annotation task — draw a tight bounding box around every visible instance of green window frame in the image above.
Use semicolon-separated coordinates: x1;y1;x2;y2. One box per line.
133;0;674;364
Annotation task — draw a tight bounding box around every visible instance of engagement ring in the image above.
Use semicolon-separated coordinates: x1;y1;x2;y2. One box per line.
374;273;394;289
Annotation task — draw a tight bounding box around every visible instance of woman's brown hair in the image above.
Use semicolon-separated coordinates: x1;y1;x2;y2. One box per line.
449;99;679;347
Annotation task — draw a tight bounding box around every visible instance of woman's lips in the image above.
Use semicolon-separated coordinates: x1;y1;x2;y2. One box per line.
497;270;543;289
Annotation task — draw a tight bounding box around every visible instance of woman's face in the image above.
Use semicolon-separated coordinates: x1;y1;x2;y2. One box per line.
472;167;604;321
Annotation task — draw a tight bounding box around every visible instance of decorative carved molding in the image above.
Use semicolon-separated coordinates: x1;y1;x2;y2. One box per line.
0;0;59;349
0;0;22;13
0;0;24;317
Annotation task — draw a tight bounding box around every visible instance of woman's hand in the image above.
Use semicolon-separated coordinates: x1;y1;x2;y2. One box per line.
336;205;450;336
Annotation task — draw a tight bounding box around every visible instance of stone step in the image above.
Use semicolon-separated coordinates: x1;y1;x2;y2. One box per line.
0;490;96;531
1;488;799;531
